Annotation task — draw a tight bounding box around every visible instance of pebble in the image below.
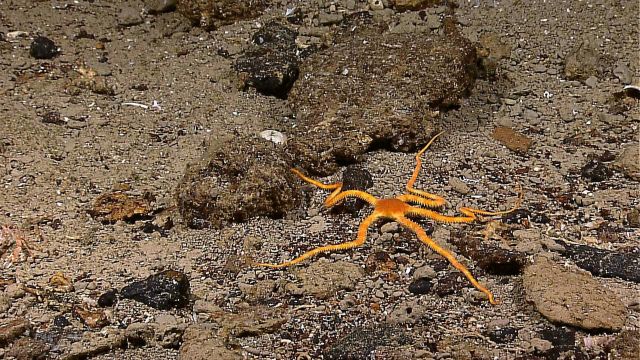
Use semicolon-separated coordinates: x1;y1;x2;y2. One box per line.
120;270;190;310
425;14;441;29
368;0;384;10
585;76;598;88
613;62;632;84
380;221;399;233
30;36;58;59
413;264;436;279
448;177;470;194
118;7;144;27
532;64;546;73
318;12;343;26
145;0;177;14
408;277;432;295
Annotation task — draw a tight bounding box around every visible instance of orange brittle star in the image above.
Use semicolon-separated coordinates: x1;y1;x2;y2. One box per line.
255;132;522;305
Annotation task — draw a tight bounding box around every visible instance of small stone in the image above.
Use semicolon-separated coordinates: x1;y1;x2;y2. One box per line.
318;12;343;26
53;315;71;328
486;327;518;343
368;0;384;10
98;289;118;307
322;324;411;359
408;277;432;295
448;177;470;194
523;109;539;121
73;307;109;329
503;98;517;105
413;265;436;279
491;126;534;154
532;64;546;73
613;62;632;84
614;143;640;180
425;14;440;29
333;165;374;215
564;39;602;81
380;221;399;233
364;251;396;273
0;319;31;346
145;0;177;14
581;159;612;182
120;270;190;310
395;0;436;11
30;36;58;59
585;76;598;88
5;337;49;360
118;7;144;27
345;0;356;10
626;209;640;228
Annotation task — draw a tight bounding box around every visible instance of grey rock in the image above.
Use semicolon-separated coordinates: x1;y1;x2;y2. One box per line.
448;177;470;194
286;260;364;299
613;62;632;84
318;12;343;25
585;76;598;88
118;7;144;27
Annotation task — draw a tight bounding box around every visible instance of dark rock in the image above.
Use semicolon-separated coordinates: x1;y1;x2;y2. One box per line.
5;337;50;360
98;289;118;307
146;0;177;14
331;165;374;215
323;324;411;359
626;208;640;228
234;22;299;98
53;315;71;328
120;270;190;310
434;272;466;297
564;39;602;81
581;159;612;182
30;36;59;59
539;326;575;347
408;277;433;295
41;111;65;125
449;233;527;275
175;132;301;229
487;327;518;343
176;0;267;30
364;251;396;274
555;240;640;283
287;15;477;175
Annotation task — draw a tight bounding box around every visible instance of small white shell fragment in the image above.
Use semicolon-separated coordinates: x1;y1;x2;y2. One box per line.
6;31;29;40
623;84;640;92
260;130;286;145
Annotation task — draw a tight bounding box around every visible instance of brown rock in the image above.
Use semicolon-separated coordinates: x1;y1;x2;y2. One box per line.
614;143;639;180
176;0;267;30
523;255;627;331
491;126;533;154
5;337;49;360
88;192;152;223
175;132;301;228
0;318;31;346
395;0;444;11
287;14;477;175
564;39;602;81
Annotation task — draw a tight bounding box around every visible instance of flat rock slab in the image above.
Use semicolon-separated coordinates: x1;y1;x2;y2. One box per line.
287;13;478;175
491;126;533;154
286;260;364;299
523;255;627;331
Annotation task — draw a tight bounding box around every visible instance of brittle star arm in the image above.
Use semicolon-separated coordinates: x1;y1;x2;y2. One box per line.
291;168;378;207
406;186;523;224
404;131;447;208
395;216;497;305
254;213;381;268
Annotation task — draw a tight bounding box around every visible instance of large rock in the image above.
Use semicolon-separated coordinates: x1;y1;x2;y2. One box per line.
523;255;627;331
175;132;302;228
287;13;479;175
614;143;639;180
